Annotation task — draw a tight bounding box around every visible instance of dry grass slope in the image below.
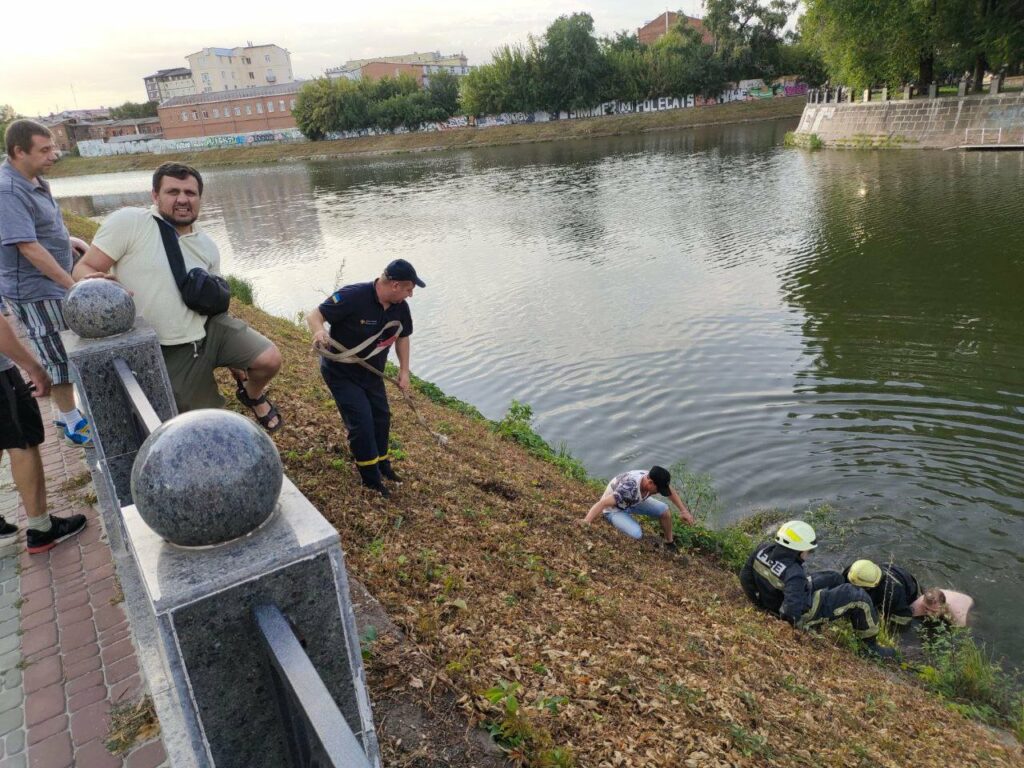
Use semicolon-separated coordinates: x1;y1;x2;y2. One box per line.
219;302;1020;768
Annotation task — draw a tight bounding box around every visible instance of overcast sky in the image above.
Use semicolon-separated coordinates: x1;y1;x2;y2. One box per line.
3;1;706;117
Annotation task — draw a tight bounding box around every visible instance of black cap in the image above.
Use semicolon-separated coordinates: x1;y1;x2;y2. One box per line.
649;466;671;495
384;259;425;288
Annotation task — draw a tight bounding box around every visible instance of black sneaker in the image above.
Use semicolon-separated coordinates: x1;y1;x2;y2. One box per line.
379;462;402;483
361;480;390;499
26;514;87;555
0;518;17;539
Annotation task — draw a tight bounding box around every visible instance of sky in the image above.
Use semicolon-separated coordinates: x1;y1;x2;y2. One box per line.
2;0;705;117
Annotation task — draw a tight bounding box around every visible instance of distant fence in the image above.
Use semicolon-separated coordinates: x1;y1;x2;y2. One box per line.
74;82;808;158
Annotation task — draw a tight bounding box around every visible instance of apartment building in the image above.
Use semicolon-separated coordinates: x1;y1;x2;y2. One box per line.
157;82;302;139
144;67;196;103
327;51;470;87
187;43;293;93
637;11;714;46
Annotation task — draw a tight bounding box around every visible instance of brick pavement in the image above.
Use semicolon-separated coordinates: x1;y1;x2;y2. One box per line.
0;399;167;768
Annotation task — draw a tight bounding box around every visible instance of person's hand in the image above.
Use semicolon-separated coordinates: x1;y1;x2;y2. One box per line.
312;329;331;350
69;236;89;256
26;365;51;398
576;517;592;526
398;369;411;394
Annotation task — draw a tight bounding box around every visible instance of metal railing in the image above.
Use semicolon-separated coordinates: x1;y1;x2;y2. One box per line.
111;358;373;768
963;126;1024;145
255;604;373;768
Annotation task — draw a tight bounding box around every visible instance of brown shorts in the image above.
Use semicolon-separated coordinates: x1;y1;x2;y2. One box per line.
161;314;273;412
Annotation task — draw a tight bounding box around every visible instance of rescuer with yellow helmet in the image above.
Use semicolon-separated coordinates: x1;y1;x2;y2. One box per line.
739;521;896;658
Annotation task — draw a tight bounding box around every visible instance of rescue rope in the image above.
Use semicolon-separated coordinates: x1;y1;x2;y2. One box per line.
314;321;449;447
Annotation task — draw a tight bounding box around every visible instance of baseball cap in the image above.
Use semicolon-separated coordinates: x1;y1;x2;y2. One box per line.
648;465;671;495
384;259;426;288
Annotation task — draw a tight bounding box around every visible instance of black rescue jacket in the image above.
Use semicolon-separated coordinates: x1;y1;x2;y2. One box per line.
739;541;812;625
842;563;920;625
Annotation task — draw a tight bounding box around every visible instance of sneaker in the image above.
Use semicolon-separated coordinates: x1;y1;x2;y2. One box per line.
26;514;87;554
0;518;17;539
63;418;92;446
379;462;402;483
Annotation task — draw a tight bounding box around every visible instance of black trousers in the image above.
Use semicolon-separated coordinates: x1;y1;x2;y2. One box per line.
802;582;880;639
323;368;391;482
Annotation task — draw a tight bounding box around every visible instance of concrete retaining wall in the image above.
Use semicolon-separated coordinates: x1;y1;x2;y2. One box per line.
795;93;1024;148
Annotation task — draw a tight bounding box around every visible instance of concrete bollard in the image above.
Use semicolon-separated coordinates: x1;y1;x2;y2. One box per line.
863;89;871;103
928;82;938;99
903;83;913;100
881;87;889;102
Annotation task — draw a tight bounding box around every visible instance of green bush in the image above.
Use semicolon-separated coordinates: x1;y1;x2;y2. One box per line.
493;401;594;484
226;274;255;305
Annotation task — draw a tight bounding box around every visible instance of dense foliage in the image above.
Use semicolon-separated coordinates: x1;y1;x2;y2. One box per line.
109;101;158;119
802;0;1024;89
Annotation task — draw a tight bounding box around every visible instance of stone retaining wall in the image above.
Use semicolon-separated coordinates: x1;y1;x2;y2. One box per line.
795;93;1024;148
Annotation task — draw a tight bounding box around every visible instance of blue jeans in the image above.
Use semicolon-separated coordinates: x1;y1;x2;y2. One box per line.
603;498;668;539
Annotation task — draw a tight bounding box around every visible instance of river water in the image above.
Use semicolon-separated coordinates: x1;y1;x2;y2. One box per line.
52;119;1024;666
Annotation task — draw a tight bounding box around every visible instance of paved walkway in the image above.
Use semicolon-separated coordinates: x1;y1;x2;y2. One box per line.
0;399;166;768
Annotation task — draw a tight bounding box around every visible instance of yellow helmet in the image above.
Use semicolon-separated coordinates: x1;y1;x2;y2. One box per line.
775;520;817;551
848;559;882;588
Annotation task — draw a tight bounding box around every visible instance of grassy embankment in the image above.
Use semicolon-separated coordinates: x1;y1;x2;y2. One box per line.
64;217;1023;767
48;97;805;179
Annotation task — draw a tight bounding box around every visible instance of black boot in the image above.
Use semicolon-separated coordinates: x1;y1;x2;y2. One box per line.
379;460;402;483
864;640;896;660
358;465;390;498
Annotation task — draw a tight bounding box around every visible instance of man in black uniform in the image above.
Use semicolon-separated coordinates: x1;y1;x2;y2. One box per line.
739;520;895;658
307;259;424;497
843;559;921;627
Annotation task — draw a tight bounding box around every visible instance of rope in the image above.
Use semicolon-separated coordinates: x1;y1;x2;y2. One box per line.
314;322;449;447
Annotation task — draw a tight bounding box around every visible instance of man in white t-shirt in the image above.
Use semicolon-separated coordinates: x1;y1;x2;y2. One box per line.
73;162;282;430
581;465;695;551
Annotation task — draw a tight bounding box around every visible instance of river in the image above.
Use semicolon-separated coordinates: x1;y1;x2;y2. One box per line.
51;118;1024;667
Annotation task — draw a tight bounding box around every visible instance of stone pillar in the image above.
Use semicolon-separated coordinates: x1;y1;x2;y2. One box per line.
847;88;855;104
903;83;913;100
990;73;1002;95
928;82;938;99
958;78;969;97
863;89;871;103
881;87;889;102
64;320;177;554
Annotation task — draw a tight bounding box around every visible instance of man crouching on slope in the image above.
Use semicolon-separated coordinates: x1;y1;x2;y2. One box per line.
580;465;694;552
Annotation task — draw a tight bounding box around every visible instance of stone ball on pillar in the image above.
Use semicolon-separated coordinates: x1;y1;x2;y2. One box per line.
64;278;136;338
130;410;283;547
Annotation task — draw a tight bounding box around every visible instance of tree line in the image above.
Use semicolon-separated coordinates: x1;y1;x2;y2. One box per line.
295;2;818;139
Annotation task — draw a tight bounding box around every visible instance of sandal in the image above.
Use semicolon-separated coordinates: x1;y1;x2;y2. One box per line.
235;383;284;433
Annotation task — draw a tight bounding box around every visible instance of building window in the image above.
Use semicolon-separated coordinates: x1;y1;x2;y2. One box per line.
245;105;252;115
267;101;274;112
202;110;209;118
289;99;296;110
279;100;285;111
256;102;263;113
212;108;219;117
264;54;271;62
192;110;198;120
249;72;255;80
181;111;188;121
234;106;241;116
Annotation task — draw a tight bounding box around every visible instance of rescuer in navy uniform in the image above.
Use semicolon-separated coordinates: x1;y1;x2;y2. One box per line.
739;521;896;658
306;259;424;497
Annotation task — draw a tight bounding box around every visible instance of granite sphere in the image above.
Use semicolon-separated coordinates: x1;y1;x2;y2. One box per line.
131;409;283;547
64;279;136;338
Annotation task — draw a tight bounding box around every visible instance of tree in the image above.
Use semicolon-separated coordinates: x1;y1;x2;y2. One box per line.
427;69;460;117
537;13;607;112
704;0;796;81
0;105;17;147
109;101;158;119
461;44;542;114
651;24;728;97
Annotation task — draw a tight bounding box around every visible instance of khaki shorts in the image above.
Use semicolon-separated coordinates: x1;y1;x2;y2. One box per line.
161;314;273;412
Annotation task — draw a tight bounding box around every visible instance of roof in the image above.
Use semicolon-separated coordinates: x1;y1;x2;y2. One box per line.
109;117;161;127
146;67;191;79
158;80;305;108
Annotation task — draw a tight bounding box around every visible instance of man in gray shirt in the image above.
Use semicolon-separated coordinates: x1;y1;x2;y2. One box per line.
0;120;90;445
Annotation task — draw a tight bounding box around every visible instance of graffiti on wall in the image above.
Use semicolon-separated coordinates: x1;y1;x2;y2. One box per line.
76;85;806;157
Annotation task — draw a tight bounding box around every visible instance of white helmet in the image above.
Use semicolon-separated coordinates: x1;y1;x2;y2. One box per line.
775;520;817;551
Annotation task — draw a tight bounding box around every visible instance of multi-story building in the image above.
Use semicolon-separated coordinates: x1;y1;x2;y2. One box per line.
637;11;714;47
187;44;293;94
326;51;470;87
143;67;195;103
157;82;302;139
40;111;112;153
